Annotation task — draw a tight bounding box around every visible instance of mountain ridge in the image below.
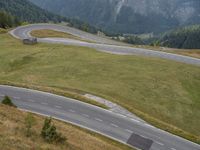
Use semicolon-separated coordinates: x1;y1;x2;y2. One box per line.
0;0;65;23
29;0;200;34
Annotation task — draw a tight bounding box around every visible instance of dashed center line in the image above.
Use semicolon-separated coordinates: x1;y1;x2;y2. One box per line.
55;105;62;108
125;129;133;133
110;123;119;128
140;135;148;139
69;109;75;113
95;118;103;122
171;148;176;150
29;99;35;102
82;114;89;118
0;94;4;97
41;102;48;105
155;141;164;146
13;96;20;100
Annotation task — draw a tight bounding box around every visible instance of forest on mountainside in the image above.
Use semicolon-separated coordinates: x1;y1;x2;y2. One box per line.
122;25;200;49
0;0;65;23
158;25;200;49
0;11;20;29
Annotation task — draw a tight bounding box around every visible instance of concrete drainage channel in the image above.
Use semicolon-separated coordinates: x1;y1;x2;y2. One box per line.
84;94;145;123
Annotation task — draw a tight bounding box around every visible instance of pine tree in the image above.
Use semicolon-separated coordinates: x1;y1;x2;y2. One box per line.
1;96;17;107
41;117;66;143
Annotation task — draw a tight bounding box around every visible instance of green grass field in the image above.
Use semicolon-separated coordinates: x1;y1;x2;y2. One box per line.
0;33;200;143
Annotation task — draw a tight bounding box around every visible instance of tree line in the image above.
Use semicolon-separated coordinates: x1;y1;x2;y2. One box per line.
119;25;200;49
0;11;20;28
0;0;65;23
158;25;200;49
0;0;101;34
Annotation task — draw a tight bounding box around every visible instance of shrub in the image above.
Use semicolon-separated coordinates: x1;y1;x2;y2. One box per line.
1;96;17;107
0;28;7;34
0;11;20;28
21;22;29;26
25;113;36;137
41;117;66;143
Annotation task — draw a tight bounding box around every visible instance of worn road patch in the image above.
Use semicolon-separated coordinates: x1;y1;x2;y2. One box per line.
127;133;153;150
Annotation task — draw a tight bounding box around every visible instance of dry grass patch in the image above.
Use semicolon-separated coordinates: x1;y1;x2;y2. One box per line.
170;50;200;59
0;104;132;150
0;28;7;34
132;45;200;59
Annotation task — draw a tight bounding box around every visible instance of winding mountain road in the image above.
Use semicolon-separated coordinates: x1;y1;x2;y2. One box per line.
0;85;200;150
5;24;200;149
10;24;200;66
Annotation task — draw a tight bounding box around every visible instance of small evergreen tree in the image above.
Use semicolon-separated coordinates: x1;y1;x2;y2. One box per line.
41;117;66;143
0;11;20;29
1;96;17;107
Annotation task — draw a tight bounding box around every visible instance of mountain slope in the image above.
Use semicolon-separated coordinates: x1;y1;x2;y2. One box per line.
29;0;200;34
0;0;65;23
159;25;200;49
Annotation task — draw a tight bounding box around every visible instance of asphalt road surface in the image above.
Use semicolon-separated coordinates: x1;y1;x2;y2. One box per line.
10;24;200;66
0;85;200;150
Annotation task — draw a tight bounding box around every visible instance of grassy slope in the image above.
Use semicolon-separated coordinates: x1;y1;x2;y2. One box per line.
0;104;132;150
170;50;200;59
133;45;200;59
0;33;200;143
0;28;7;34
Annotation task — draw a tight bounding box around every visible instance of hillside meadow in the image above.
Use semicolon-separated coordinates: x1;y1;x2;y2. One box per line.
0;33;200;143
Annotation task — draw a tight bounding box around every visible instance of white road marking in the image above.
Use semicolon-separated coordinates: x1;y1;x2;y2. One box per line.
130;118;140;123
29;99;35;102
118;114;127;118
155;141;164;146
55;105;62;109
171;148;176;150
41;102;48;105
95;118;103;122
140;135;148;139
82;114;89;118
125;129;133;133
13;96;20;99
0;94;4;97
107;110;113;113
69;109;75;113
110;123;119;128
144;123;155;128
